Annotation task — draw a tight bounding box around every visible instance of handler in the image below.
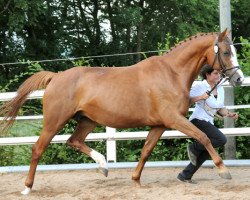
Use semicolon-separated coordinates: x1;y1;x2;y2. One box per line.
177;64;238;183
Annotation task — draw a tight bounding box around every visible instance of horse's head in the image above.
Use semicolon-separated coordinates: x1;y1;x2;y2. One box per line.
206;29;244;86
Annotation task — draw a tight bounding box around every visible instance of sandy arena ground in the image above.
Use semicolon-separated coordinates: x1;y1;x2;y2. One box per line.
0;167;249;200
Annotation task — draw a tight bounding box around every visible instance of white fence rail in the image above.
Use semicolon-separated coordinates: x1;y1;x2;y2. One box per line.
0;127;250;163
0;77;250;163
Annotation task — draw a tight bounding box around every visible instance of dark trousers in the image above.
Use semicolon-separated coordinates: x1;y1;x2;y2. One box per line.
181;118;227;179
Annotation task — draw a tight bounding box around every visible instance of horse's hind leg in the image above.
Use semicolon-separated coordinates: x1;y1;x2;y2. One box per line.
66;117;108;176
132;126;165;186
22;124;67;195
22;98;74;195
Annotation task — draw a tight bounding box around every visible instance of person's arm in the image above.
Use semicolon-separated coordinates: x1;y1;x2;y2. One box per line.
190;92;209;104
217;107;239;119
189;82;208;104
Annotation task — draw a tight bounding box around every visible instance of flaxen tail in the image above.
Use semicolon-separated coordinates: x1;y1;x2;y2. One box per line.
0;71;56;134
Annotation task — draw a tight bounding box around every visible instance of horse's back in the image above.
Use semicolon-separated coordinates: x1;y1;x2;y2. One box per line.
41;66;159;127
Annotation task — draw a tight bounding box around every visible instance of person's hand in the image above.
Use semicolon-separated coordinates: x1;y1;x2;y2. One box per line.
201;93;209;100
228;112;239;120
190;92;210;103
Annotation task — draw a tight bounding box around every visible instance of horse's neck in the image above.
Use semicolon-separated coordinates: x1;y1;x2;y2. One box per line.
164;34;216;88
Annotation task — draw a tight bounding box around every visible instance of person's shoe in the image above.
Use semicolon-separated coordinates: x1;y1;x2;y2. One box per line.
177;173;197;184
187;144;197;166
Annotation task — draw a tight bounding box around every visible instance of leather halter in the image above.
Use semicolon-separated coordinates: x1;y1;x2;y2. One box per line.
206;41;240;96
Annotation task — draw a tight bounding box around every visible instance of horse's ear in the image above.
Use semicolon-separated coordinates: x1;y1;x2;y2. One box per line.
218;28;229;42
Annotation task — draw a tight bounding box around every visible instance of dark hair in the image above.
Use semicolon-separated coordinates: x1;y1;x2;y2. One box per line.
199;64;214;80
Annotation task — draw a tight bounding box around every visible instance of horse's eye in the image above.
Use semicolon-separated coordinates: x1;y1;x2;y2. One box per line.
224;51;230;56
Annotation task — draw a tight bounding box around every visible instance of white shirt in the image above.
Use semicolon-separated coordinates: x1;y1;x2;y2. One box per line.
189;80;225;124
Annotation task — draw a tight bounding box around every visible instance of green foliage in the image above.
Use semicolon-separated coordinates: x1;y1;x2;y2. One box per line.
233;38;250;159
236;136;250;159
0;146;16;166
116;6;143;27
7;0;46;32
0;61;43;92
157;33;171;55
238;37;250;76
11;120;42;137
157;33;180;56
234;87;250;159
72;58;91;67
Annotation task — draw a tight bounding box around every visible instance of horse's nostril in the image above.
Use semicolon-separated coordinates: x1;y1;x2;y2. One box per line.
237;77;242;82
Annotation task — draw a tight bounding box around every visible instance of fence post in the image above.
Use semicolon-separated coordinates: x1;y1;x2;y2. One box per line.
106;127;117;163
224;87;236;159
219;0;236;159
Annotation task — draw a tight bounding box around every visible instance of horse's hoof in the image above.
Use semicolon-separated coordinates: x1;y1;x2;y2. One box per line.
21;186;31;195
133;179;141;187
99;167;108;177
219;171;232;179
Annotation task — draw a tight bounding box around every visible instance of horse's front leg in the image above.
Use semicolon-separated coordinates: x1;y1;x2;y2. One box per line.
168;114;231;179
132;126;165;186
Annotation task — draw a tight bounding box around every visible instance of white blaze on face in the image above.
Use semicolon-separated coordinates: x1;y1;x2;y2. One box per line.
229;45;245;83
230;45;240;66
90;149;107;169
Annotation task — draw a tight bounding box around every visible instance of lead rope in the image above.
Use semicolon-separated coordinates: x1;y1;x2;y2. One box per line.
206;76;228;96
203;76;228;119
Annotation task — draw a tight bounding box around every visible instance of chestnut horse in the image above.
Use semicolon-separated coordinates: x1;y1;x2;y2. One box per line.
0;29;245;195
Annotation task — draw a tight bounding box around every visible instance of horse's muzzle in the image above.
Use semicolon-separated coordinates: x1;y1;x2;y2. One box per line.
229;66;245;86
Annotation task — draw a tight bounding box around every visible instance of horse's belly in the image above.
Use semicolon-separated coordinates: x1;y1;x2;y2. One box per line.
83;107;158;128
